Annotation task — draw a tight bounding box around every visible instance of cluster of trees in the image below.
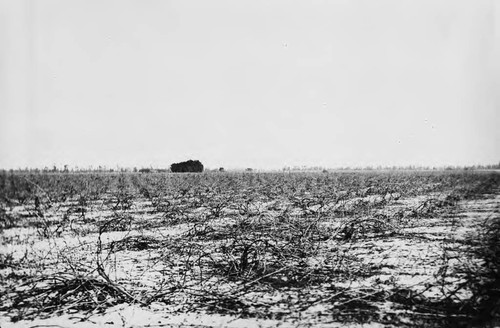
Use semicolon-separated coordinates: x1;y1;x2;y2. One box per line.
170;160;204;173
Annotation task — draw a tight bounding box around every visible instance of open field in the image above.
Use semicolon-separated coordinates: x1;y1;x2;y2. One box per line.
1;170;499;327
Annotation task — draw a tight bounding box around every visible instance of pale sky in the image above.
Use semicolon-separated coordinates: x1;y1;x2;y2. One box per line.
1;0;499;170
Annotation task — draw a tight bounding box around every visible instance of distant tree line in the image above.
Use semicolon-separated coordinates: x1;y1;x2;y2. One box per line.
3;162;500;174
281;163;500;172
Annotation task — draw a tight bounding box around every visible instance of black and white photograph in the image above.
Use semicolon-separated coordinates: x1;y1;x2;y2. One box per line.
0;0;499;327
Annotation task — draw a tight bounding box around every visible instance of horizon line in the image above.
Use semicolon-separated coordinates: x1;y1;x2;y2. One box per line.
1;162;499;172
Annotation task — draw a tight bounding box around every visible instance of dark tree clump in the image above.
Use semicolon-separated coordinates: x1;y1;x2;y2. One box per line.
170;160;204;173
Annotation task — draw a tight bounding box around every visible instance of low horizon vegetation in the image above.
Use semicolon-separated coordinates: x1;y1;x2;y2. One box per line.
2;161;500;174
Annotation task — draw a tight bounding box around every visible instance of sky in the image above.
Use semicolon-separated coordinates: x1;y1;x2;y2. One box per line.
0;0;499;170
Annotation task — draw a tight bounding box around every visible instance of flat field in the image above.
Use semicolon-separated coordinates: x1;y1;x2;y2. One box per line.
0;170;499;327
